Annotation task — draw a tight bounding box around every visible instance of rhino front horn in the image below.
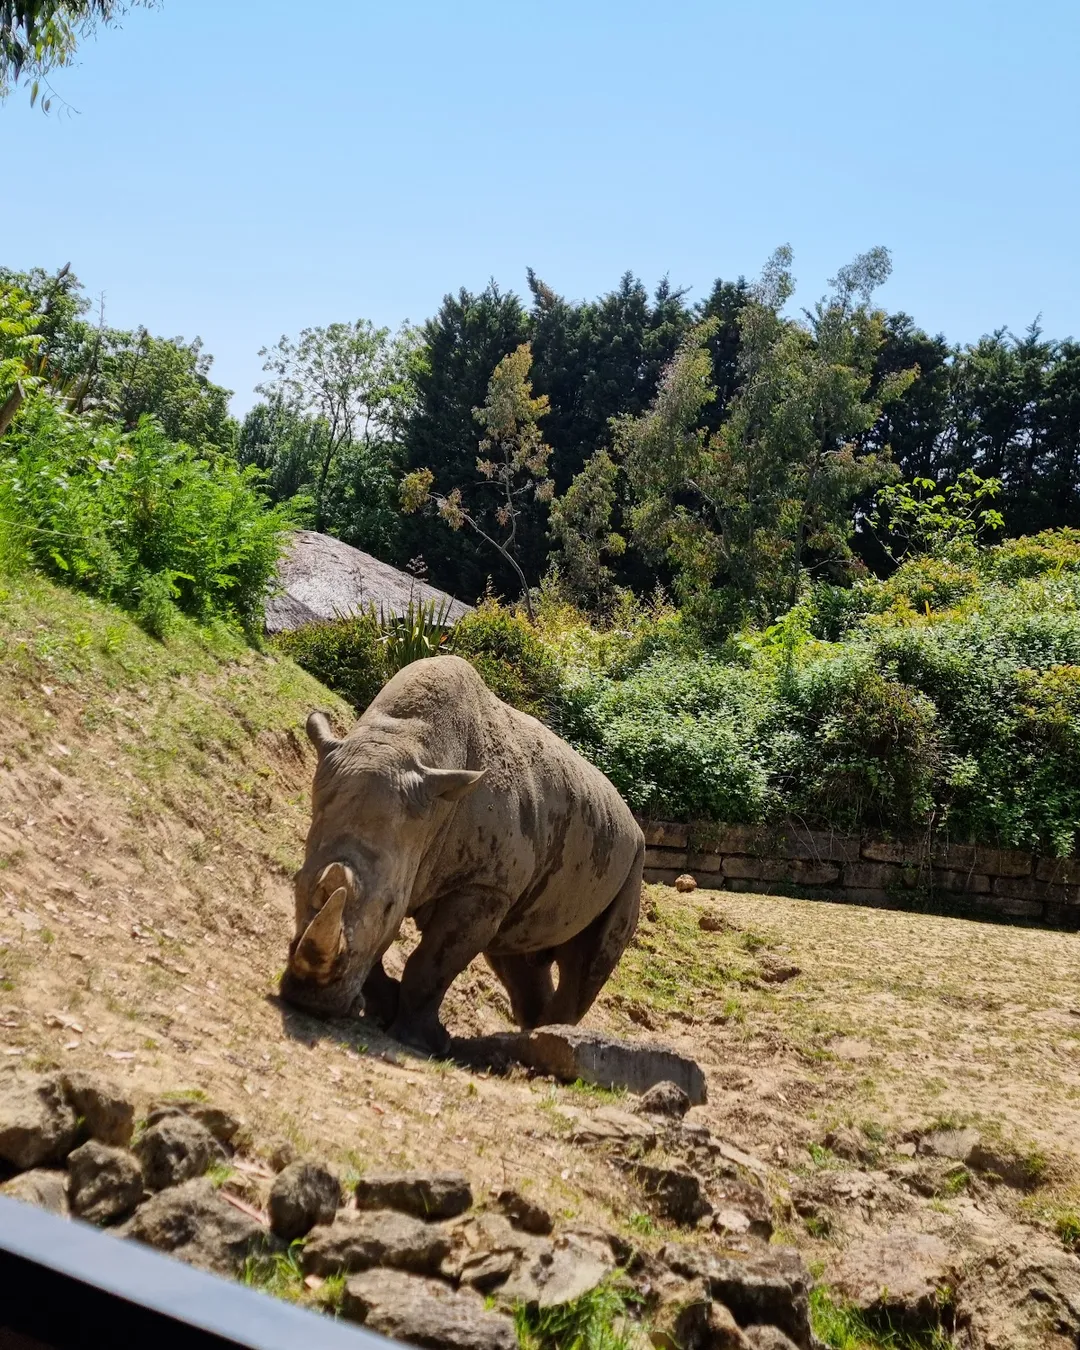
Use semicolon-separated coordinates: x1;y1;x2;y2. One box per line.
294;885;348;974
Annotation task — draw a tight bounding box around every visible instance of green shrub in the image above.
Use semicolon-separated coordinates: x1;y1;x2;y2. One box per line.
1;398;288;636
450;599;562;719
273;611;386;713
984;527;1080;583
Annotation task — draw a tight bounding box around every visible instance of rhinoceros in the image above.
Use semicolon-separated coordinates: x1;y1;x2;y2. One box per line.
280;655;644;1054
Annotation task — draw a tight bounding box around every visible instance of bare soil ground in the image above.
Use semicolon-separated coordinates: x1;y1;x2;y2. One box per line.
2;571;1079;1302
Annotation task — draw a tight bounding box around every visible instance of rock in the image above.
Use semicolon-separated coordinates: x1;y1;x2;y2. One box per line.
354;1171;472;1221
649;1274;752;1349
510;1026;707;1105
302;1209;451;1277
675;874;698;893
630;1161;711;1225
0;1073;78;1169
443;1212;547;1291
61;1072;134;1148
134;1114;225;1192
267;1160;341;1241
342;1267;517;1349
829;1232;952;1331
495;1188;552;1235
499;1225;615;1309
710;1181;773;1242
0;1167;69;1215
67;1140;144;1225
966;1141;1043;1189
269;1139;298;1172
126;1178;268;1275
146;1101;241;1147
660;1246;812;1349
953;1240;1080;1350
637;1081;691;1119
744;1328;800;1350
699;913;727;932
567;1105;658;1148
917;1127;980;1164
759;963;800;985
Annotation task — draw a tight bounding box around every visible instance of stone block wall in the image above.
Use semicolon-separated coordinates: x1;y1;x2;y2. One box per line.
638;818;1080;927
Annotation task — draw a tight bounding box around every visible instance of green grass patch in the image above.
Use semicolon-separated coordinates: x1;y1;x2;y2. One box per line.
810;1287;954;1350
514;1277;644;1350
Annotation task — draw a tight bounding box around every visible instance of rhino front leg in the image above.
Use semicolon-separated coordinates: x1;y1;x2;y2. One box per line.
389;888;508;1056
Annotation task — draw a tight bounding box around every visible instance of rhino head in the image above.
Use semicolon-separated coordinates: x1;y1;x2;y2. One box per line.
279;710;484;1019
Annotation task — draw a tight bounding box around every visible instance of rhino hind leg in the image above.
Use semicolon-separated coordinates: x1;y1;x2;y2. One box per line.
541;843;644;1027
485;952;555;1029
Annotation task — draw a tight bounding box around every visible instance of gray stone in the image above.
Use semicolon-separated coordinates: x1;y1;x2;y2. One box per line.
61;1072;135;1148
917;1127;980;1164
0;1074;78;1169
134;1114;225;1192
660;1246;812;1349
496;1188;552;1235
567;1105;658;1148
146;1102;242;1147
443;1212;548;1292
0;1167;69;1215
499;1225;615;1309
829;1232;952;1330
67;1140;143;1224
953;1239;1080;1350
630;1162;711;1226
744;1328;800;1350
354;1170;472;1220
637;1081;691;1119
709;1180;773;1242
302;1209;451;1277
126;1178;268;1275
513;1025;707;1105
267;1160;341;1241
342;1268;517;1349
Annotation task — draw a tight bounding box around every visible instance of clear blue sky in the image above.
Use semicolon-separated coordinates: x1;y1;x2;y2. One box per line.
4;0;1077;413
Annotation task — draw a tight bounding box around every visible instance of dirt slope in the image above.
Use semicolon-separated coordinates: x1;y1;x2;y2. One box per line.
2;570;1079;1315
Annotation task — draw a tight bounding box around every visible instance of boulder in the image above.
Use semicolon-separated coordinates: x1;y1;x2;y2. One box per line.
443;1212;547;1292
302;1209;451;1277
499;1225;615;1309
146;1102;241;1147
125;1178;268;1275
630;1161;711;1225
828;1232;952;1331
660;1246;812;1349
342;1268;517;1349
67;1141;144;1225
134;1115;225;1192
649;1274;752;1349
267;1160;341;1241
917;1127;980;1164
61;1072;134;1148
636;1081;692;1119
0;1167;69;1215
674;874;698;893
515;1026;707;1105
495;1188;553;1235
710;1181;773;1242
823;1126;878;1165
0;1074;78;1170
953;1240;1080;1350
744;1328;800;1350
354;1171;472;1221
567;1105;658;1149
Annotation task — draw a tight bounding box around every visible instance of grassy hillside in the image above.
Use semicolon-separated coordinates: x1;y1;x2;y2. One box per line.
3;572;1080;1349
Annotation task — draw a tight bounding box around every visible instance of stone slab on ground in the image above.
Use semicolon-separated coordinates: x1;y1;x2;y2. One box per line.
342;1267;517;1349
460;1026;707;1104
828;1231;952;1330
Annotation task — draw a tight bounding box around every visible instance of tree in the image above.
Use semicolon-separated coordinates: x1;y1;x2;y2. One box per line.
620;247;913;630
548;448;625;608
871;469;1004;563
401;343;552;619
1;1;155;105
101;328;236;452
257;320;410;534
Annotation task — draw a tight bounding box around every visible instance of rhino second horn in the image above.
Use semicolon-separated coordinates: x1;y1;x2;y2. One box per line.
296;885;348;970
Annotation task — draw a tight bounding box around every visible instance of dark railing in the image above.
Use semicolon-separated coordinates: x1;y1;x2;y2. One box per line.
0;1195;396;1348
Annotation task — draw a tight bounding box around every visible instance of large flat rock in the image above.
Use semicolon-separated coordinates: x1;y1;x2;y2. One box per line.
458;1026;707;1104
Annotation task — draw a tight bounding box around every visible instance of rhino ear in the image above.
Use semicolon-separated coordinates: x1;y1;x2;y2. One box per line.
294;885;348;974
415;765;486;807
306;711;339;759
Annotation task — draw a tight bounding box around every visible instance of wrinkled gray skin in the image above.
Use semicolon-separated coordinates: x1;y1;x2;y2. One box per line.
280;656;644;1055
